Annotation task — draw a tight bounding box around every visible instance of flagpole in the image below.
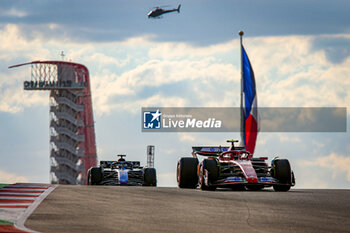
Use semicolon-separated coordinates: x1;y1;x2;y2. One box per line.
239;30;244;147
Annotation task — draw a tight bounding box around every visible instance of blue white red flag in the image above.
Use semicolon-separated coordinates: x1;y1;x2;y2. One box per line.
241;45;258;154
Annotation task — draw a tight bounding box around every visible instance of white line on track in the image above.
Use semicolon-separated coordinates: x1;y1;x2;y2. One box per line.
0;193;39;196
0;197;37;200
0;189;46;192
14;185;56;233
0;203;29;206
7;186;50;188
0;183;57;233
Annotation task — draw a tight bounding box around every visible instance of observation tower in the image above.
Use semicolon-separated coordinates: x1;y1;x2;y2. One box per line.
9;61;97;184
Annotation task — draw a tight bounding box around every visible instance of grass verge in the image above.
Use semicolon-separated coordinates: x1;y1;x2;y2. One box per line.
0;184;8;189
0;219;13;225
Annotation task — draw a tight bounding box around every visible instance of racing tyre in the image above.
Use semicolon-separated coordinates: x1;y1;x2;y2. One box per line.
90;167;103;185
272;159;292;192
231;185;246;191
177;157;199;189
200;159;218;191
87;169;92;185
144;168;157;186
246;185;264;191
273;184;291;192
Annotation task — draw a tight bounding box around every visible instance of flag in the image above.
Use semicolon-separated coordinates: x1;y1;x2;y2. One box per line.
241;45;258;154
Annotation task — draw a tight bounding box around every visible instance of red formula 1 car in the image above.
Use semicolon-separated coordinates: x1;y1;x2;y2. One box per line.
177;140;295;191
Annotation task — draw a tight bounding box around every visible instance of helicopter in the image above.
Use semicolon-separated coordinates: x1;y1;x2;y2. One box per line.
148;4;181;18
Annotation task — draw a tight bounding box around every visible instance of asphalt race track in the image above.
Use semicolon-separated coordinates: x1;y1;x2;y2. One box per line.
25;186;350;233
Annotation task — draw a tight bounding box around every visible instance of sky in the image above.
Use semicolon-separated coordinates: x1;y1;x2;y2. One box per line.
0;0;350;188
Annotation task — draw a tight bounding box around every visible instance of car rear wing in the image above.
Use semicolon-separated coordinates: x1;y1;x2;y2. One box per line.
191;146;227;157
191;146;247;157
100;160;141;168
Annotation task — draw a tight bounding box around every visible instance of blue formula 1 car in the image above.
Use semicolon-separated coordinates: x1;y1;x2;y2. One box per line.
88;155;157;186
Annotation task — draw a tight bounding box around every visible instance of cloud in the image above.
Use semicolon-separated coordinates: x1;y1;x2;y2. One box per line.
2;23;350;118
148;40;235;60
90;56;238;115
179;133;196;142
157;172;177;187
279;135;301;143
159;148;178;156
0;88;49;113
299;153;350;182
1;23;350;189
0;68;49;113
2;0;350;46
0;24;51;60
244;35;350;112
0;170;29;183
312;35;350;64
84;52;131;68
0;8;28;18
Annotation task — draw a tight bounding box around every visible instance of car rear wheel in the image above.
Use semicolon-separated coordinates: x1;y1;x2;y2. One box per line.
273;184;291;192
272;159;292;192
199;159;218;191
87;169;92;185
143;168;157;186
90;167;103;185
177;157;198;189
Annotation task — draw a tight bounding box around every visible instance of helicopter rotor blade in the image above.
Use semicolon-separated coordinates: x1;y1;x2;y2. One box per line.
151;5;170;10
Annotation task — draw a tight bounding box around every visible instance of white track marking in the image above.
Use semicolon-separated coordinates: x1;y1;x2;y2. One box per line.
14;185;56;233
0;197;37;200
0;183;57;233
0;193;39;196
0;188;46;192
